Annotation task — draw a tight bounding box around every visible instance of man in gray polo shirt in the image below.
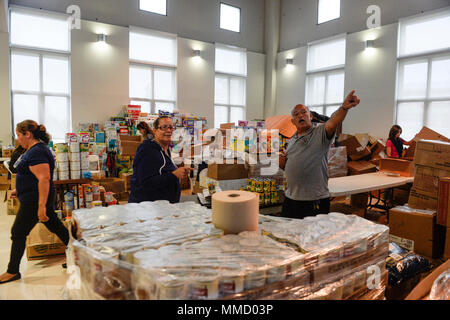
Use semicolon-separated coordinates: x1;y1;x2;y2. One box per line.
279;90;360;219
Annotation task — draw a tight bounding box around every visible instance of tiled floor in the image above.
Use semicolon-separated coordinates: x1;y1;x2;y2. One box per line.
0;191;67;300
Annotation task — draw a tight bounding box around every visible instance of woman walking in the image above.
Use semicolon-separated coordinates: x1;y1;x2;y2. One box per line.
0;120;69;284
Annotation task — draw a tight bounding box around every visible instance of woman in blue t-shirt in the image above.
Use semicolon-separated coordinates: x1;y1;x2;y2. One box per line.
0;120;69;284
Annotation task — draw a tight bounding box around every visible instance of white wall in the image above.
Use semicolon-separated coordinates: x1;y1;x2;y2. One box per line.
274;23;400;140
275;46;307;116
0;15;266;139
10;0;266;53
343;23;399;140
176;38;215;127
70;20;130;130
280;0;450;51
247;51;266;121
0;31;11;145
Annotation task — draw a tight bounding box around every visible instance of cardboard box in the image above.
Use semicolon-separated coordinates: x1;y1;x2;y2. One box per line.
119;134;142;142
0;174;10;191
2;148;14;158
347;161;377;175
339;135;363;156
220;123;234;130
11;174;16;190
389;205;444;258
437;177;450;227
412;126;450;143
412;166;450;198
413;139;450;171
95;178;126;195
408;188;438;210
350;193;368;208
349;148;372;161
405;259;450;300
207;162;248;180
120;141;141;156
26;220;69;260
393;185;412;205
0;163;9;174
120;172;133;191
192;181;205;195
369;140;386;157
379;158;415;177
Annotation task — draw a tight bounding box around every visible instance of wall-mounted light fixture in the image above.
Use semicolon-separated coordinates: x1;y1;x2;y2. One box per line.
365;40;374;50
286;58;294;65
97;34;107;42
193;50;201;57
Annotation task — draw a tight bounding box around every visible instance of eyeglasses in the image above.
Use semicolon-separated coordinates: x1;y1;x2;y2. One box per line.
158;125;176;131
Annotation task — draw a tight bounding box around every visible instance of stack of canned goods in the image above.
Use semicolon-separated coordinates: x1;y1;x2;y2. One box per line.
242;178;279;206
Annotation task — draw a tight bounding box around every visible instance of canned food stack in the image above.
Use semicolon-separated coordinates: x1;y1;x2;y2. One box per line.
241;178;279;207
68;142;81;179
82;184;93;208
64;189;75;215
65;202;389;300
55;143;69;181
80;144;90;177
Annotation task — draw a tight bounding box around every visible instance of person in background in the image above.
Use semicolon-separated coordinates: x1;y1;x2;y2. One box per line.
129;116;192;203
386;125;413;158
279;91;360;219
4;144;26;176
0;120;69;284
383;125;413;207
136;121;154;141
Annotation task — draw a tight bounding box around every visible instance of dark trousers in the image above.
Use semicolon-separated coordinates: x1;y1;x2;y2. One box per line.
281;196;330;219
7;202;69;274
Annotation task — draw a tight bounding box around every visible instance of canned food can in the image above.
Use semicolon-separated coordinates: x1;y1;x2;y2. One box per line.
70;161;81;171
190;275;219;300
68;142;80;153
85;201;93;209
244;270;266;290
266;264;287;284
263;179;270;192
64;200;74;211
270;179;276;192
55;143;68;154
56;152;68;162
85;192;93;202
71;171;81;179
247;179;253;191
255;179;263;193
258;193;264;205
158;279;187;300
92;200;102;207
264;192;271;205
208;182;216;194
104;192;114;203
55;210;63;220
270;191;278;204
219;274;244;296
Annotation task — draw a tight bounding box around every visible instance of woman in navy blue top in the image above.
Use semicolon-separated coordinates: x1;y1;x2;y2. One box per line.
0;120;69;284
129;116;192;203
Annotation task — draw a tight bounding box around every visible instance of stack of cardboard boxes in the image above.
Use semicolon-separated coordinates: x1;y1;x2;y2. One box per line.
339;133;385;175
389;139;450;259
437;178;450;260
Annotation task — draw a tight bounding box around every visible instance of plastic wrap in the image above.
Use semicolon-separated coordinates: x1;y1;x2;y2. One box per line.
65;202;389;300
429;269;450;300
328;146;348;178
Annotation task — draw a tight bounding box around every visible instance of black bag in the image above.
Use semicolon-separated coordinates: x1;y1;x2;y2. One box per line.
386;242;431;286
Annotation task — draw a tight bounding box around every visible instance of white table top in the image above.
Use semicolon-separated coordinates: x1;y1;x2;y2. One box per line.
329;172;414;197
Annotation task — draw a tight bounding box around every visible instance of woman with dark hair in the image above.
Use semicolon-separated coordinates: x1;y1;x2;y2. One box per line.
136;121;154;141
0;120;69;284
129;116;192;203
386;125;412;158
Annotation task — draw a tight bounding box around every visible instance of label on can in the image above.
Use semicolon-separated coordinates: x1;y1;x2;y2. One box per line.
264;192;271;205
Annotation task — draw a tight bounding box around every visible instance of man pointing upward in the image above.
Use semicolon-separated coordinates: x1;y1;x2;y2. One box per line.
279;90;360;219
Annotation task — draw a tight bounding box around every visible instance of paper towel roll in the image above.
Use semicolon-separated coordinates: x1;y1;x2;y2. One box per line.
212;190;259;235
